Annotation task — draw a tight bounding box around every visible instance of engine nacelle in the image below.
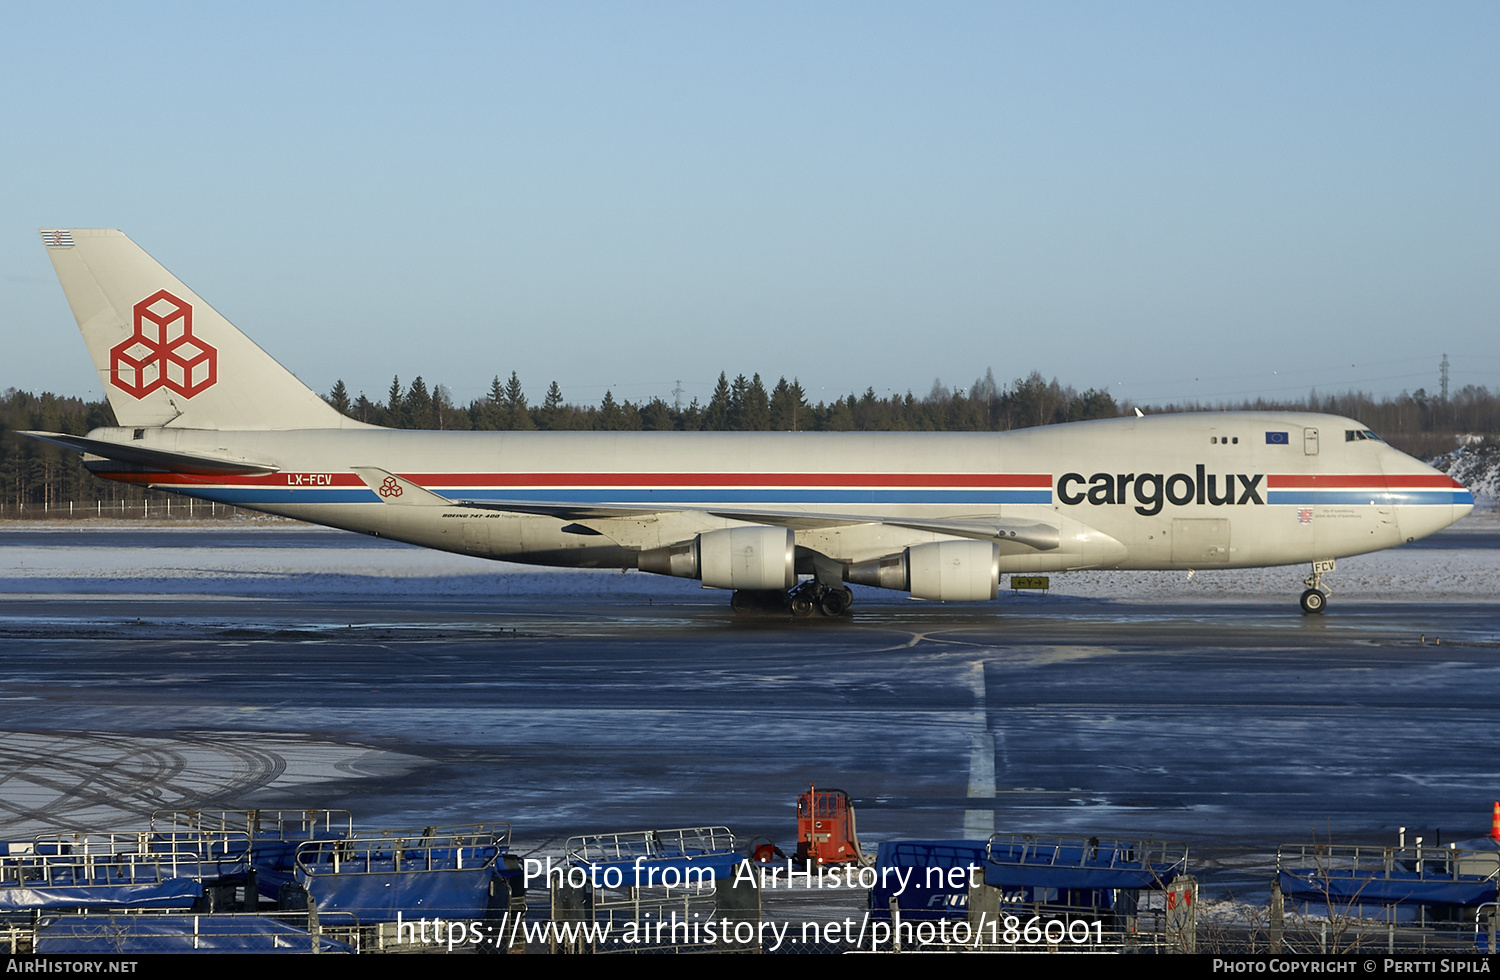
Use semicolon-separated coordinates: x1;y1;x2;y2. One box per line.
638;526;795;591
700;526;796;590
846;540;999;601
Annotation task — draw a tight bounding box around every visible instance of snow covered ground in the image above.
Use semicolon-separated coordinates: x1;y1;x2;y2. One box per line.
0;521;685;600
1432;443;1500;509
0;510;1494;604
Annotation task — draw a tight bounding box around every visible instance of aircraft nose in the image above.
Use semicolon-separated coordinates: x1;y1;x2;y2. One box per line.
1383;449;1473;543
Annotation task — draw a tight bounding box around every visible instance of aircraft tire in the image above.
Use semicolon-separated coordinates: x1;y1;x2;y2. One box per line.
1299;589;1327;615
790;595;815;618
818;589;851;617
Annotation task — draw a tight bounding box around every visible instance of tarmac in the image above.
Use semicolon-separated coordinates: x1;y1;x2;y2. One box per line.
1;518;1496;901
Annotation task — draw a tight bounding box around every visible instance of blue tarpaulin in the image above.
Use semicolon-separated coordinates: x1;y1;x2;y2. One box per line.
299;866;498;922
1278;870;1497;907
871;840;988;921
0;878;203;911
871;839;1182;921
577;852;745;889
985;839;1181;891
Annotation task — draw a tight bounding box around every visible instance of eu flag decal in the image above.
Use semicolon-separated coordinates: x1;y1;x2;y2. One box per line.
1265;432;1289;445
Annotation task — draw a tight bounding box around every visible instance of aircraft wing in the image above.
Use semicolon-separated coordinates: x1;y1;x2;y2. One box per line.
466;500;1059;548
350;468;1060;550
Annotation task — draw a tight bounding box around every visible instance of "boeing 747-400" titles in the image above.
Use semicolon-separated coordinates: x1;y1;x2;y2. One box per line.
27;229;1473;616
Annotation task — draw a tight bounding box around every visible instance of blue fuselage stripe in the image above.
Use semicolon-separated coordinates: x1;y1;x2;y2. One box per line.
1266;490;1472;506
164;486;1472;508
170;487;1058;506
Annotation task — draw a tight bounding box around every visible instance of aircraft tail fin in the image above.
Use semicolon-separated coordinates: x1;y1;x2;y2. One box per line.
39;228;359;430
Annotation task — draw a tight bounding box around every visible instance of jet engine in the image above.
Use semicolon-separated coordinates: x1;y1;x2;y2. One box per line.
846;539;999;601
638;526;796;591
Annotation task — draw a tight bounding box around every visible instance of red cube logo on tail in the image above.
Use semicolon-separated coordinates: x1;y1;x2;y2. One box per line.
109;290;218;398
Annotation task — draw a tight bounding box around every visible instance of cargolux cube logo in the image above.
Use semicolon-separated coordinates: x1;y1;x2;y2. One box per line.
109;290;218;398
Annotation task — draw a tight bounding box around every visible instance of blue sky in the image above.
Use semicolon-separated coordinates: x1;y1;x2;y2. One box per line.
4;2;1496;411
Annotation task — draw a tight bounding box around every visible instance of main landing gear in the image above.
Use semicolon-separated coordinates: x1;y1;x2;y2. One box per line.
730;582;855;618
1300;559;1335;615
789;580;853;618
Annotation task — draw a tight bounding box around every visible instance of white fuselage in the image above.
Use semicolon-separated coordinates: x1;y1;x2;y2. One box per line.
94;410;1472;578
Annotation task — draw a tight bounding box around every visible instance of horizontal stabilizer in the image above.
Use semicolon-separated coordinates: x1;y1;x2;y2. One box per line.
21;431;277;476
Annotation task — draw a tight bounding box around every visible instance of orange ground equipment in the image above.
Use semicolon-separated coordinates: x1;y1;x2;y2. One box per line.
793;784;865;865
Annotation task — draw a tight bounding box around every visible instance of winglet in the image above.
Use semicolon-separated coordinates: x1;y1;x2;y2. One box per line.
350;468;453;506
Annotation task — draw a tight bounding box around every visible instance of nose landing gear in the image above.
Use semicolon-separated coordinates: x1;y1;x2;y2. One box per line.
1300;559;1335;614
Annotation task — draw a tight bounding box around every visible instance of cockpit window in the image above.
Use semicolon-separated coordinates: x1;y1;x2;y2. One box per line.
1345;429;1384;442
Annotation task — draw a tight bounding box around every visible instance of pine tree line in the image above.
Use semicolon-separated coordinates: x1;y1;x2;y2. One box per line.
0;389;129;509
325;368;1122;434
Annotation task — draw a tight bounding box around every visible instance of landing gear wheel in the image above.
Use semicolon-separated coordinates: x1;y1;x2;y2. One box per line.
786;577;853;619
818;588;851;617
1300;589;1327;615
731;591;755;614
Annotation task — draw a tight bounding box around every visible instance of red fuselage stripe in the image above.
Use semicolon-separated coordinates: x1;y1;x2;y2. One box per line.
116;471;1056;489
1267;474;1462;489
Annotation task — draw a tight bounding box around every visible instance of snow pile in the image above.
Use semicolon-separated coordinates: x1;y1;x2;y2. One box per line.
1429;442;1500;510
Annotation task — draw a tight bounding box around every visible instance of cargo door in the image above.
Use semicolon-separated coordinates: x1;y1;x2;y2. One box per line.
1171;519;1230;564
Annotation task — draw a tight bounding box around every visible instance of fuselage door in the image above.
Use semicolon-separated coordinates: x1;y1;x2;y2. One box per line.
1304;427;1320;455
1171;518;1230;564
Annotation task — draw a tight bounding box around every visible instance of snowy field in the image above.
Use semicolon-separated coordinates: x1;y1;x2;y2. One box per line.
0;510;1494;604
